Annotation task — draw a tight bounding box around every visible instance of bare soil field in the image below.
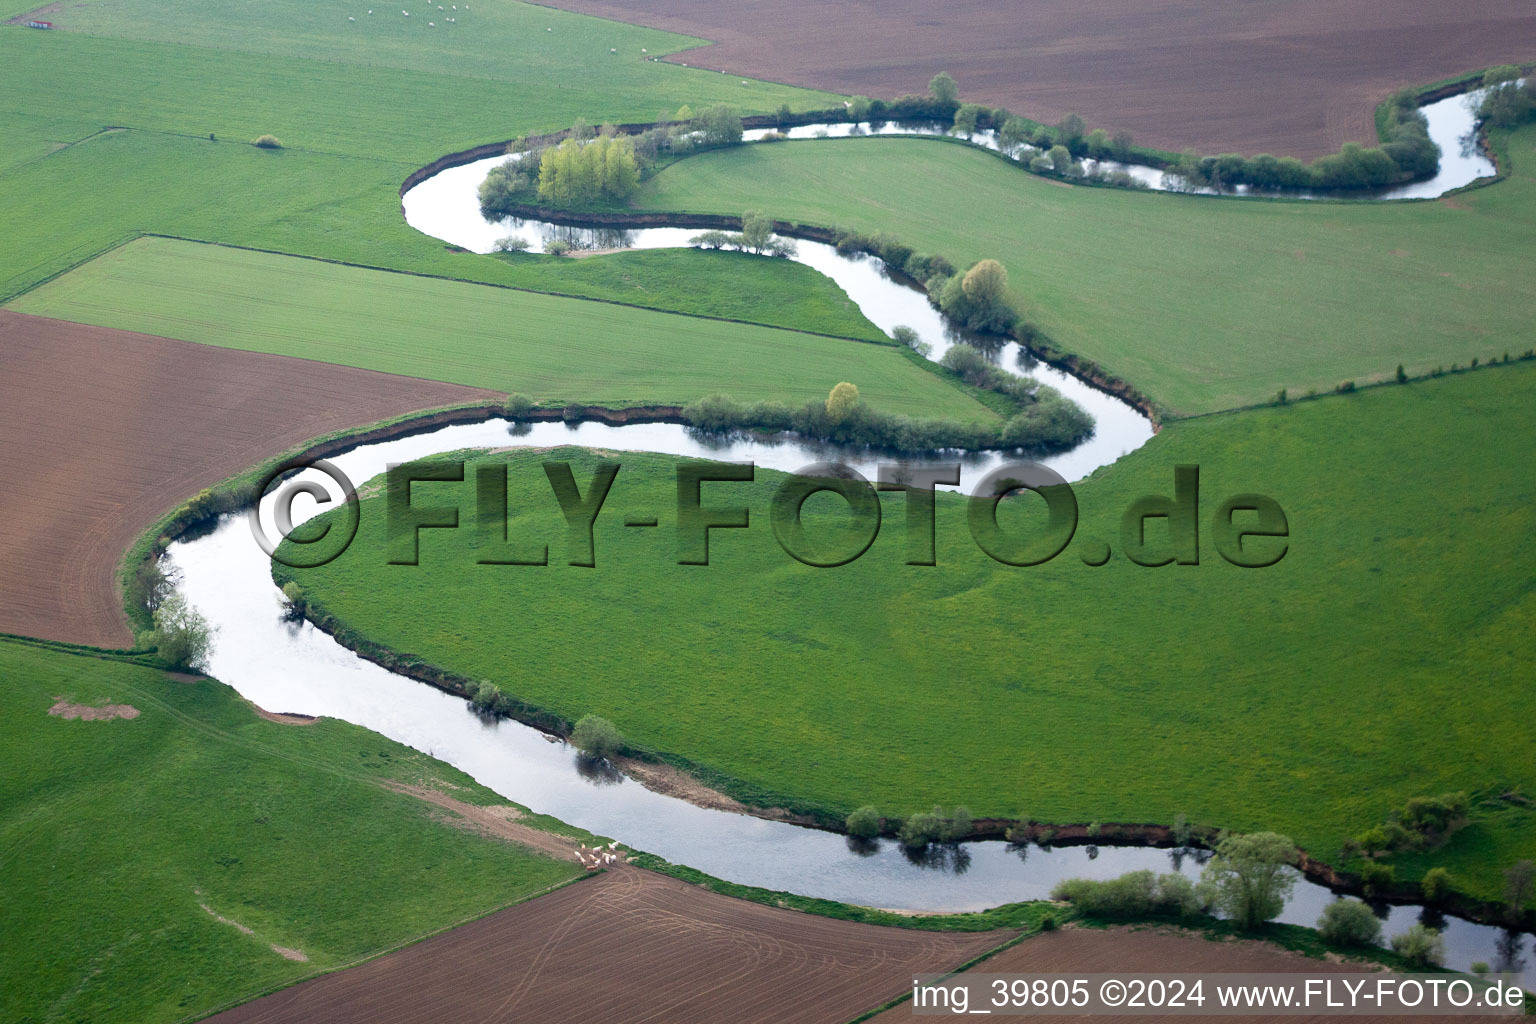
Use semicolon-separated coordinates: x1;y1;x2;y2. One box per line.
870;925;1471;1022
206;867;1011;1024
539;0;1536;157
47;697;140;720
0;311;498;647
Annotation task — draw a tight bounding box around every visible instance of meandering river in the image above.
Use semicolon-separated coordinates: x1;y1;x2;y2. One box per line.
155;106;1533;983
168;418;1530;981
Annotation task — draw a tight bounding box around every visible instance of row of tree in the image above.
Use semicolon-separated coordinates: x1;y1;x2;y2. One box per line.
912;69;1450;192
479;105;746;216
534;134;641;206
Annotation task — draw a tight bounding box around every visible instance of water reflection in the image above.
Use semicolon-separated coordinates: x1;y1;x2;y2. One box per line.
574;753;626;787
902;843;972;875
845;835;881;858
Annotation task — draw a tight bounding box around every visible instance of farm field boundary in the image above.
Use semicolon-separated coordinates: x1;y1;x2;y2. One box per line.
0;309;501;646
7;236;991;420
527;0;1536;159
202;866;1013;1024
0;637;587;1024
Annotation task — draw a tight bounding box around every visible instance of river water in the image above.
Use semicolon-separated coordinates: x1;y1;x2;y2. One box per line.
156;99;1532;982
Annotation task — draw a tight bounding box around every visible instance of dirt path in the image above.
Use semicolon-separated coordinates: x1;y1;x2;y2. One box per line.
204;867;1011;1024
540;0;1535;158
0;311;499;647
382;780;600;864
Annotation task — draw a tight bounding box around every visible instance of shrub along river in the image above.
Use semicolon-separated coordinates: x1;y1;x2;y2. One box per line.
734;83;1498;200
159;116;1530;982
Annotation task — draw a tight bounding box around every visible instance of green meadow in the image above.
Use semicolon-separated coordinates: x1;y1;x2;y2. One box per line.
10;237;985;417
632;130;1536;415
485;248;887;342
278;362;1536;904
45;0;784;98
0;26;831;305
1;0;1533;961
0;639;583;1024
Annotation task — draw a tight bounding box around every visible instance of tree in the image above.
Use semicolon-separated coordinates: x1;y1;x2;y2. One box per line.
1504;859;1535;922
1111;130;1134;161
1200;831;1297;930
899;810;945;849
961;259;1008;304
999;116;1031;152
571;714;624;760
846;805;881;839
928;71;958;108
826;381;860;423
1390;924;1445;967
739;210;774;254
1048;144;1074;173
601;136;640;198
1085;128;1110;159
847;95;873;122
145;591;214;671
128;557;175;615
1055;113;1086;148
696;103;743;145
953;103;984;136
689;229;732;249
1318;899;1382;946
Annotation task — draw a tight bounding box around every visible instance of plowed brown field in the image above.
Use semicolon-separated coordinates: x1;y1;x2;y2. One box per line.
870;926;1471;1022
206;867;1011;1024
541;0;1536;158
0;311;498;647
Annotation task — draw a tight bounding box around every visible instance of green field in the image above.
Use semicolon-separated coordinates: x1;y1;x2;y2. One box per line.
277;363;1536;905
10;237;988;417
42;0;781;98
487;248;887;342
631;131;1536;415
0;639;583;1024
0;26;831;305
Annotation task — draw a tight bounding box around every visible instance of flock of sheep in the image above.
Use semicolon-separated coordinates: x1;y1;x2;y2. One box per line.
576;841;624;870
347;4;465;24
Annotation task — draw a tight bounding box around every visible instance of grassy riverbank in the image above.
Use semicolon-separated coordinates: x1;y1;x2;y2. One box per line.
0;638;585;1023
11;237;985;418
630;128;1536;415
277;361;1536;906
487;247;887;343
